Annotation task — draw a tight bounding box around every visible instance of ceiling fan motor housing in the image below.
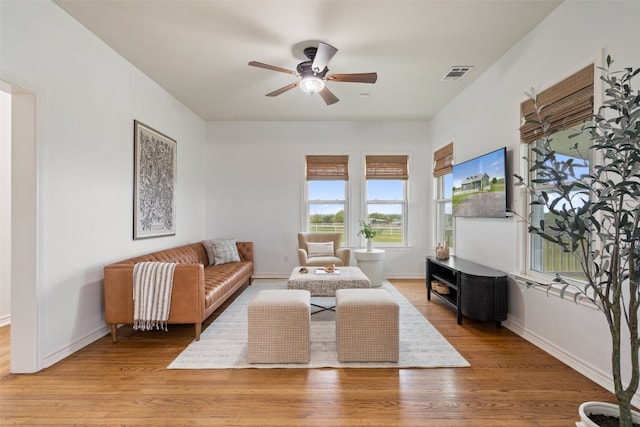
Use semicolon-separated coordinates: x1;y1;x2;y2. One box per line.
297;61;328;79
303;46;318;60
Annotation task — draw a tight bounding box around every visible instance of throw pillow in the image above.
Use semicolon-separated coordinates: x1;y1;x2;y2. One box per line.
307;241;334;258
202;236;236;265
202;239;217;266
212;238;241;265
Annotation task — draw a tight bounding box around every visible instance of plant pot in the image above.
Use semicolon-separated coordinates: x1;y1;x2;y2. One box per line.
578;401;640;426
366;239;373;252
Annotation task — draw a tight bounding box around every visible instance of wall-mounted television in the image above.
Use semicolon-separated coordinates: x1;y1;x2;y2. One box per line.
452;147;507;218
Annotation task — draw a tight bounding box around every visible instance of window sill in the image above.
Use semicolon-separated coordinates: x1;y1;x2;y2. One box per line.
350;245;412;251
509;272;598;310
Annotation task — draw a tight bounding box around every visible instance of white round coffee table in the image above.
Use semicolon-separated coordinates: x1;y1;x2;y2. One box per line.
354;249;385;287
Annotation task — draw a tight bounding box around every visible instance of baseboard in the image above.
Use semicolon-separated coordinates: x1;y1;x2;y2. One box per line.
386;275;425;280
43;324;110;369
253;273;426;281
253;274;289;279
503;319;640;408
0;314;10;327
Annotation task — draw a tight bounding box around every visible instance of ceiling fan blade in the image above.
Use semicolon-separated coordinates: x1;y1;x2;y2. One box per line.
249;61;298;76
326;72;378;84
266;82;299;97
318;87;339;105
311;42;338;73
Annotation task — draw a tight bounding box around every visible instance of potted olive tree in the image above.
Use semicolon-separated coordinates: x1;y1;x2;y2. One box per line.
514;57;640;426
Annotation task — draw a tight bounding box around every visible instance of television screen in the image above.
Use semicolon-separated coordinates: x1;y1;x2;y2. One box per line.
452;147;507;218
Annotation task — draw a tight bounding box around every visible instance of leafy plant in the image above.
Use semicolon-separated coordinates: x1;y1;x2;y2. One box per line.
514;56;640;426
357;220;379;239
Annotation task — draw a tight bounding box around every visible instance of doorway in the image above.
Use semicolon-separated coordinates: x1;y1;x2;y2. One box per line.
0;80;40;373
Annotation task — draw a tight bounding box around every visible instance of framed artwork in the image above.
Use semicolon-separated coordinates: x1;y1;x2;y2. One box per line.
133;120;177;239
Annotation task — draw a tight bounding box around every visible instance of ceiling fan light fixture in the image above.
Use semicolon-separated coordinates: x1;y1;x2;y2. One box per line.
249;42;377;105
300;75;325;95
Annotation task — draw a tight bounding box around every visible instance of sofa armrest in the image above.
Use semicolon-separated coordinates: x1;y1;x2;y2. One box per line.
298;248;308;266
103;263;206;325
236;242;254;263
336;247;351;266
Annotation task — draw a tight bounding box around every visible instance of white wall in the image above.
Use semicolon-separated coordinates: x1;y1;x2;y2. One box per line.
0;0;207;369
205;121;431;279
428;1;640;401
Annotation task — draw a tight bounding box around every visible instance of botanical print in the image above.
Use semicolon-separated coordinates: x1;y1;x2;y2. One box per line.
134;121;176;239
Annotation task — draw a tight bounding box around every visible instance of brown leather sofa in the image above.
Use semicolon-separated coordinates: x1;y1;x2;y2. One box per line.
103;241;254;342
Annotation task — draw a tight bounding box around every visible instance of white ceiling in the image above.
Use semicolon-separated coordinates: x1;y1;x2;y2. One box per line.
54;0;561;122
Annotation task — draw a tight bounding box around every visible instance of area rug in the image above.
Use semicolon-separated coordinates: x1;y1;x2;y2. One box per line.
167;279;469;369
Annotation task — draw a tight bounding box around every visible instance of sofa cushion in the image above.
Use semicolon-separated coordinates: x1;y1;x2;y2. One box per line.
212;238;241;265
203;261;253;309
307;241;334;258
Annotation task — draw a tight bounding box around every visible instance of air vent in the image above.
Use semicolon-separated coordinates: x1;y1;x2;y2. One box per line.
441;66;473;81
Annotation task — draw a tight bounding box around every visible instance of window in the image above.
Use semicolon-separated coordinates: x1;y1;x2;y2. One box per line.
305;155;348;241
519;64;594;282
527;129;591;281
433;142;454;251
364;155;408;245
436;173;454;250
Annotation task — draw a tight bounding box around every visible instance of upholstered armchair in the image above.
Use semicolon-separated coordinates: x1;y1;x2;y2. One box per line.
297;232;351;267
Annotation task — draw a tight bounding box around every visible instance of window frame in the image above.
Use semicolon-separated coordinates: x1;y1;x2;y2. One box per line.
435;172;454;253
523;133;592;283
433;141;454;253
305;180;349;238
517;59;601;286
363;154;409;247
303;155;349;243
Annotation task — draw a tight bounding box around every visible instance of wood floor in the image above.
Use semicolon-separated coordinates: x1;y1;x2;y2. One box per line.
0;279;615;426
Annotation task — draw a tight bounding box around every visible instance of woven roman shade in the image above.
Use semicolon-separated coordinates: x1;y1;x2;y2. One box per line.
365;155;408;180
433;143;454;177
306;155;349;180
520;65;594;144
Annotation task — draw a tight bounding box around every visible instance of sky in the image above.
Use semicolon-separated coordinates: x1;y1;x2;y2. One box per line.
452;148;505;188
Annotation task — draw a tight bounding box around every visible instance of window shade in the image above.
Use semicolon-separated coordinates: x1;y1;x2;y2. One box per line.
520;65;594;144
306;155;349;180
433;143;454;177
365;155;409;180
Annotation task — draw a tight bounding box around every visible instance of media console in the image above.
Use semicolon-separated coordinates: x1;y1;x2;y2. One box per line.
426;256;508;326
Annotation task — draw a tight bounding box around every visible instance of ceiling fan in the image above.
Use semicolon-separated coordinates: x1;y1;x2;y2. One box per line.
248;42;377;105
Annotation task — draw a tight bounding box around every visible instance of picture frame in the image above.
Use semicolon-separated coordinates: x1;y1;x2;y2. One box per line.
133;120;177;239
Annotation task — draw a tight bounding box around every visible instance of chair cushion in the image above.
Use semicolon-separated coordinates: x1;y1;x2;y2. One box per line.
307;241;334;258
304;256;345;267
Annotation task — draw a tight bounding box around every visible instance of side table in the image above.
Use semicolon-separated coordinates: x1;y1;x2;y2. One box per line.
354;249;385;287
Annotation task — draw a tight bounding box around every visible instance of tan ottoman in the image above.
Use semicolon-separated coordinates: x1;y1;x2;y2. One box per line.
248;289;310;363
336;288;399;362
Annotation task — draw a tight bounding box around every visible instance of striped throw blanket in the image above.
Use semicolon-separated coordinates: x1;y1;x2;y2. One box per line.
132;261;177;332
